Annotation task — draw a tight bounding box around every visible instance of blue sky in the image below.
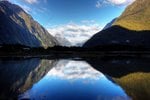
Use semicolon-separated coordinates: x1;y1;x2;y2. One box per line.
8;0;135;46
9;0;135;27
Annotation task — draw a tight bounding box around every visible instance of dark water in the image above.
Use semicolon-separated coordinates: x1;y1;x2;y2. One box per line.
0;58;149;100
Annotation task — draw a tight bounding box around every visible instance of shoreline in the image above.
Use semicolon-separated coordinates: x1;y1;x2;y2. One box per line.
1;51;150;59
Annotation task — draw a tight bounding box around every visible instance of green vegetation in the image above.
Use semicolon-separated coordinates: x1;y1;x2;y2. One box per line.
114;0;150;31
114;72;150;100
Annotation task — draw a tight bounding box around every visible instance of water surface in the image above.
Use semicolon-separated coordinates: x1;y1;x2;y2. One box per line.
17;60;130;100
3;58;150;100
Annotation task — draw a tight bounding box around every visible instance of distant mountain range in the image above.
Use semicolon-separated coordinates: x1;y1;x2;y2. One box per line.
84;0;150;48
0;1;58;48
51;32;92;47
54;33;72;47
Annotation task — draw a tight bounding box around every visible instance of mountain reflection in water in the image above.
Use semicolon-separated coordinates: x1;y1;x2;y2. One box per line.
0;57;149;100
18;60;130;100
0;58;56;100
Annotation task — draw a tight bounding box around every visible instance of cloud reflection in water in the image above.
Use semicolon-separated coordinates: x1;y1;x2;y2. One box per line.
19;60;130;100
47;60;104;80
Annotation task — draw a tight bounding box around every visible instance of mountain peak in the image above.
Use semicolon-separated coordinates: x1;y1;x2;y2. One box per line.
0;1;23;12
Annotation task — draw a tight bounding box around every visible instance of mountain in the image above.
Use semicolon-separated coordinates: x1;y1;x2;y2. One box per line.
113;0;150;31
84;0;150;48
0;1;58;48
54;33;72;47
50;32;90;47
86;57;150;78
0;58;56;100
85;58;150;100
84;25;150;48
103;18;117;30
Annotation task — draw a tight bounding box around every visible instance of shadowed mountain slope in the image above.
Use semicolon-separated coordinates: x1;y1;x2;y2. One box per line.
84;25;150;48
84;0;150;48
0;1;58;48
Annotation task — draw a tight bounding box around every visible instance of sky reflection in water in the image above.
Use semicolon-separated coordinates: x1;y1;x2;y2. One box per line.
19;60;130;100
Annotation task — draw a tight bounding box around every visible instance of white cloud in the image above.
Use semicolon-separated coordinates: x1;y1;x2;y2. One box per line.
25;0;38;4
96;0;107;8
96;0;136;8
47;21;102;46
47;60;104;80
108;0;136;5
109;0;127;5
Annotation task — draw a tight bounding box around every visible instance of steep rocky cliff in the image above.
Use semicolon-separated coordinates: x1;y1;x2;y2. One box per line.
0;1;58;48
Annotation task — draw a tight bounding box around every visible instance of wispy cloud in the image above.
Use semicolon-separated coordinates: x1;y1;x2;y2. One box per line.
25;0;38;4
96;0;136;8
47;21;102;46
96;0;108;8
37;7;47;13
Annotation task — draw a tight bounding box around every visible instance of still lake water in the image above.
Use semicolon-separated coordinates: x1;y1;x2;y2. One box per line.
0;58;149;100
